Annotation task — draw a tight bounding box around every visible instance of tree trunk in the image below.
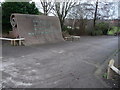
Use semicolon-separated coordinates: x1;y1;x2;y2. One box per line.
93;0;98;28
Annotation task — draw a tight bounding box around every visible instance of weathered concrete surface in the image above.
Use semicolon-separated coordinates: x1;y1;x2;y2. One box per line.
10;14;64;45
2;36;118;88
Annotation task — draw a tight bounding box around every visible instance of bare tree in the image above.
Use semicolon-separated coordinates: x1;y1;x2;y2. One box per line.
40;0;54;15
97;2;115;20
93;0;116;26
118;1;120;26
93;0;98;28
53;2;76;30
68;2;94;35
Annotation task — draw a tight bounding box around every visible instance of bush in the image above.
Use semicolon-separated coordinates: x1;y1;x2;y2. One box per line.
62;30;70;38
107;26;120;35
68;29;80;35
62;26;80;36
95;22;109;35
91;30;103;36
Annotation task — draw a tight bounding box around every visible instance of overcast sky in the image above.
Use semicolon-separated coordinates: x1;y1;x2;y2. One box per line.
0;0;119;19
1;0;120;2
32;0;119;19
32;0;120;2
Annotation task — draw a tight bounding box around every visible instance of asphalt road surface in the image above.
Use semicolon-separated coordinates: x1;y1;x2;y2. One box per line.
1;36;118;88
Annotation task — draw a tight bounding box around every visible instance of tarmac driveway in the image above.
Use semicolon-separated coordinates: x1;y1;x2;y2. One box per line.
1;36;118;88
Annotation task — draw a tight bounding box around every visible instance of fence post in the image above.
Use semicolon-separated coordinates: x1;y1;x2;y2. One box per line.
107;59;114;79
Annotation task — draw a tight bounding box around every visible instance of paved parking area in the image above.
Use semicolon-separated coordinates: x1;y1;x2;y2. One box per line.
1;36;118;88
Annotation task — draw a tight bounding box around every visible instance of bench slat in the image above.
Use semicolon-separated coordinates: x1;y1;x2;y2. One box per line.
0;37;25;40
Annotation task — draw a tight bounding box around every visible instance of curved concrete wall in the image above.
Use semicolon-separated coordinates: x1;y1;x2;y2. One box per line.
10;13;64;45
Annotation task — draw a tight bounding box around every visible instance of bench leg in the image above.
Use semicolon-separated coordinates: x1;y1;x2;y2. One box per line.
19;40;21;46
11;40;14;46
11;40;13;45
13;40;16;46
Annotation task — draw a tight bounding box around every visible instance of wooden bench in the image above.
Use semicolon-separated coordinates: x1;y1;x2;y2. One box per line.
64;36;80;41
0;37;25;46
